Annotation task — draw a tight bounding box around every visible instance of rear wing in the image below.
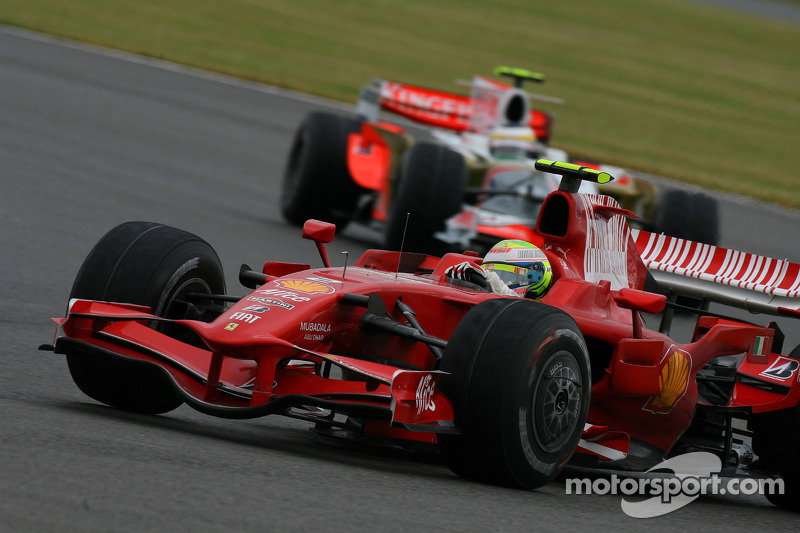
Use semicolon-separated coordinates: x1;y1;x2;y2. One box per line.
632;229;800;318
356;76;554;141
357;79;472;132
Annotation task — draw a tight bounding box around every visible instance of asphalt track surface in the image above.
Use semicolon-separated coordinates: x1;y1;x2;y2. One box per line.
2;26;800;532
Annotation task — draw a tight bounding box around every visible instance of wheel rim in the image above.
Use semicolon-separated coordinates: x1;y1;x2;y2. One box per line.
156;277;216;345
157;277;214;319
531;351;583;453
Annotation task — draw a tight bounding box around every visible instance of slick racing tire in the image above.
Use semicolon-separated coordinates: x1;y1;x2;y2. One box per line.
67;221;226;414
749;345;800;512
384;142;467;255
281;111;364;228
652;189;720;245
438;299;591;489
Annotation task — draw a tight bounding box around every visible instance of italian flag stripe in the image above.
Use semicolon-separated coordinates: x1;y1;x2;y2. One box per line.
754;336;767;356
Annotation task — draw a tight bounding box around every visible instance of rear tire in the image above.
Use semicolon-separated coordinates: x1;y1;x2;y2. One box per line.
384;142;467;255
685;192;719;245
749;346;800;511
66;221;226;414
653;189;719;245
281;111;364;228
439;299;591;488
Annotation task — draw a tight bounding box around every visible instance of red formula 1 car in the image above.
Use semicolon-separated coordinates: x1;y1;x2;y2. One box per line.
280;67;720;256
46;161;798;509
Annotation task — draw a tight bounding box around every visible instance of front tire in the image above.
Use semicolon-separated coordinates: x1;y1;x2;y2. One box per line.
67;221;226;414
439;299;591;488
281;111;364;228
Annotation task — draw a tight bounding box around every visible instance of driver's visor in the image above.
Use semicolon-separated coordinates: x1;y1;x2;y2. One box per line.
484;262;538;288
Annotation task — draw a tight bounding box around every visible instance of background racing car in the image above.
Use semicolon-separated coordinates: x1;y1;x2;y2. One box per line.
45;161;800;510
280;67;720;256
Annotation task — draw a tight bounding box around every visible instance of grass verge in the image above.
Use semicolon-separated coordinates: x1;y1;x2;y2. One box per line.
1;0;798;206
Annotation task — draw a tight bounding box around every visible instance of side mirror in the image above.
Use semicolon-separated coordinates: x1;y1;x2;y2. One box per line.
302;219;336;268
302;219;336;243
614;288;666;314
614;288;667;339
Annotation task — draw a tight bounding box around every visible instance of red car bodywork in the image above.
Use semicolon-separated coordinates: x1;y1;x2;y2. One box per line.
49;184;800;464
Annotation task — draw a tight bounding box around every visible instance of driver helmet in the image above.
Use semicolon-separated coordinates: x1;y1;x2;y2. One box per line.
489;125;538;160
482;239;552;298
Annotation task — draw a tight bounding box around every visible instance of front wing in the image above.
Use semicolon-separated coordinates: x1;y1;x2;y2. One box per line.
51;299;457;433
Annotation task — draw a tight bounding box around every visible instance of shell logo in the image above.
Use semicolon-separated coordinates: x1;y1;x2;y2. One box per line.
275;279;335;294
643;347;692;414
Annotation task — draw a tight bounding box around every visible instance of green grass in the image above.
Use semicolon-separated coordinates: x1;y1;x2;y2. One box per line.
2;0;799;206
